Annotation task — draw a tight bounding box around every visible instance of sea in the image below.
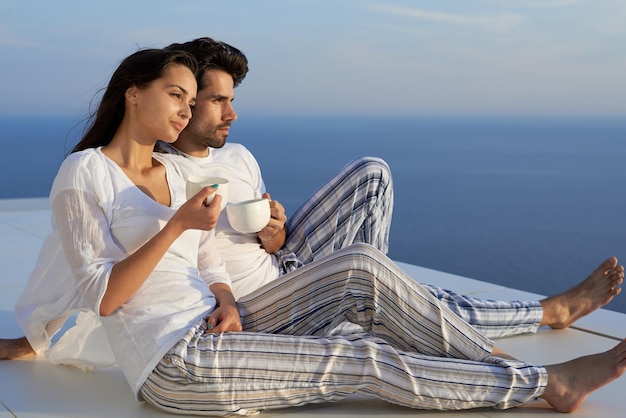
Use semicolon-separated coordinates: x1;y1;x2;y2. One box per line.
1;115;626;314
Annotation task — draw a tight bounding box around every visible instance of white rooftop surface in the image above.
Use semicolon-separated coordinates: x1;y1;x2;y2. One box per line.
0;197;624;418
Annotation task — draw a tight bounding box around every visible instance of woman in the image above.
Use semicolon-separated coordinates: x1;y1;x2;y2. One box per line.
50;47;238;386
47;48;625;416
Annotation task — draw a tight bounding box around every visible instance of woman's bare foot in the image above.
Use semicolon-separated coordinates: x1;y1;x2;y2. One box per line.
542;338;626;412
0;336;35;359
540;257;624;329
491;345;519;360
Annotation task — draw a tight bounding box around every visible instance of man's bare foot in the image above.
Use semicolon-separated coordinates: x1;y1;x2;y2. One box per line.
540;257;624;329
542;338;626;412
0;336;35;359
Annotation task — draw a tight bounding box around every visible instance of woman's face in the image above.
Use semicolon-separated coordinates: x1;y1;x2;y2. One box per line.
130;64;198;144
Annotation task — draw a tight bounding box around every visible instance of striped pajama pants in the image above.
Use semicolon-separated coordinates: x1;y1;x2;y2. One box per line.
279;157;542;339
140;244;548;416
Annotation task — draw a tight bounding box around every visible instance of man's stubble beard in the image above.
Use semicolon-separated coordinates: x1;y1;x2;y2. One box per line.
204;123;231;149
205;134;227;149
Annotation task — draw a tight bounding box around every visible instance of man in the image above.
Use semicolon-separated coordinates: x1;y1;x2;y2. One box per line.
1;37;623;363
159;38;393;302
158;37;623;336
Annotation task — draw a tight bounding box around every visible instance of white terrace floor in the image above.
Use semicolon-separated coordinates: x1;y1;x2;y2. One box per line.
0;197;624;418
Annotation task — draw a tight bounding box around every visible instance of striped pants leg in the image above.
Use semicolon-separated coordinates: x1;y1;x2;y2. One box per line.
281;156;543;338
422;284;542;339
284;156;394;262
140;244;547;416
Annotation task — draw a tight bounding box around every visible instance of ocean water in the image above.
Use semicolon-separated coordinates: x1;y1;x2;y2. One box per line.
1;115;626;313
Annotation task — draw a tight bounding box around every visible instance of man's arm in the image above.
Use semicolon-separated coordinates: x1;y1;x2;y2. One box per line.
259;224;287;254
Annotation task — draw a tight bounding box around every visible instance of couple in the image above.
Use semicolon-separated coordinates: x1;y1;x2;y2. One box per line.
1;37;625;416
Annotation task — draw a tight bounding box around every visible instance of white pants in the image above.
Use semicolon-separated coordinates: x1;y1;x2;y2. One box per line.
140;244;547;416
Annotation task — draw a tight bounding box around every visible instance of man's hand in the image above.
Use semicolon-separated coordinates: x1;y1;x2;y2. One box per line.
257;193;287;253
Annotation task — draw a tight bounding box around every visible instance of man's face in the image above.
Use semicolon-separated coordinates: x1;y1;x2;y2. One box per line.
175;69;237;155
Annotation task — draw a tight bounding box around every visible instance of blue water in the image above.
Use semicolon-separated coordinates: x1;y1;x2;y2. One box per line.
2;115;626;313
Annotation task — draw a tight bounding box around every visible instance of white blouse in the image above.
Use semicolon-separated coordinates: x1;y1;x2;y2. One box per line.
49;148;229;397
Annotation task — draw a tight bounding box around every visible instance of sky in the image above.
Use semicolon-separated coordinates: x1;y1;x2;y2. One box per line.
1;0;625;117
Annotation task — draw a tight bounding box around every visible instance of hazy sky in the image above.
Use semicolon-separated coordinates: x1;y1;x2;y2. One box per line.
2;0;625;117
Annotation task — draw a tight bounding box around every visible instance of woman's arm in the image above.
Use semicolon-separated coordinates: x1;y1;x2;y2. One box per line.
206;283;242;333
99;190;222;316
99;217;186;316
54;159;222;317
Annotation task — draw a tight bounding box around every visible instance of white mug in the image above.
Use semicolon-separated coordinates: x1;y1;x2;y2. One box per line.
186;176;229;210
226;198;271;233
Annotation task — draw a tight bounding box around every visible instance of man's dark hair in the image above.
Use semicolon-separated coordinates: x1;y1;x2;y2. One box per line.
166;37;249;89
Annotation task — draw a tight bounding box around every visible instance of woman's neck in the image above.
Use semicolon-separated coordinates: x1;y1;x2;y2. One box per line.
102;119;157;172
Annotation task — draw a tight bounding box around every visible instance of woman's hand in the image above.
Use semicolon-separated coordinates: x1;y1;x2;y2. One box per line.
205;304;242;333
206;283;242;333
171;185;222;233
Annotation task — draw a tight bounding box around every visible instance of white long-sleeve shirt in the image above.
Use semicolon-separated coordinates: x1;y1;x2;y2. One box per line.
14;143;275;371
43;148;229;396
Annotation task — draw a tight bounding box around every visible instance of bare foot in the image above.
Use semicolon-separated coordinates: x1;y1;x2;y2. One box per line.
0;336;35;359
540;257;624;329
491;346;519;360
542;338;626;412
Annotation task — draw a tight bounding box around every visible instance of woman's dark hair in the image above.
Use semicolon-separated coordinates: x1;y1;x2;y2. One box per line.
72;48;198;153
165;37;249;89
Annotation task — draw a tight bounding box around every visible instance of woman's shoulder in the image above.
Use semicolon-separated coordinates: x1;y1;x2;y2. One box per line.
56;148;104;175
51;148;112;195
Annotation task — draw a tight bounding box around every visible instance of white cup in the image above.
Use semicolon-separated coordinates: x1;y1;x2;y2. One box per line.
186;176;229;210
226;198;271;233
